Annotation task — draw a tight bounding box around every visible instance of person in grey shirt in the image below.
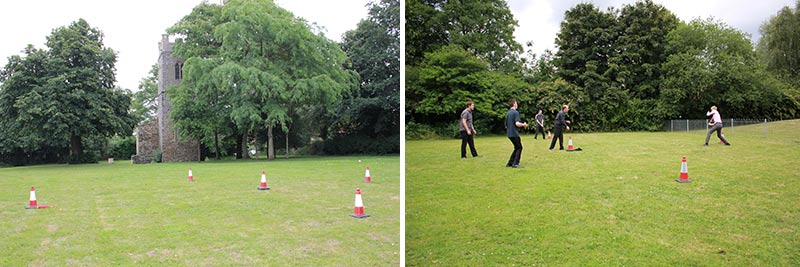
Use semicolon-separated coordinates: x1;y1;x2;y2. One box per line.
505;99;528;168
534;109;545;140
459;101;479;158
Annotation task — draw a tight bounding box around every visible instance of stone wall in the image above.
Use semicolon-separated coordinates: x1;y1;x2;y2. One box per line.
132;119;159;164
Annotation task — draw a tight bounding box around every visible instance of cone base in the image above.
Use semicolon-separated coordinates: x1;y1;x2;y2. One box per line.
257;187;270;190
676;178;692;183
364;180;371;183
25;206;38;209
349;214;370;218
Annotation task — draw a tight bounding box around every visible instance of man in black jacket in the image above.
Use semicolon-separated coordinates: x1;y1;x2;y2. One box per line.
549;105;570;151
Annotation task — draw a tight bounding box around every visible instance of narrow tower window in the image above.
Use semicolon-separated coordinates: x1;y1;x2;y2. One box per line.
175;62;183;80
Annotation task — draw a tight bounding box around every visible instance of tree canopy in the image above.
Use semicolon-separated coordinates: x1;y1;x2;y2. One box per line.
406;0;799;138
168;0;359;159
0;19;135;164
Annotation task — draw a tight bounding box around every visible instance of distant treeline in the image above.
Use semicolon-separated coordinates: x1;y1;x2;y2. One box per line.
406;0;800;138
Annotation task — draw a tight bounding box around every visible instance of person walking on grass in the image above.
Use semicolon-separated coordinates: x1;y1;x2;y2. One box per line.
534;109;545;140
505;99;528;168
549;105;571;151
459;101;479;158
705;105;731;146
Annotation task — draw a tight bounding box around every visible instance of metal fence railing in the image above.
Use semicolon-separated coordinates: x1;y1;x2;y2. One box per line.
663;118;770;133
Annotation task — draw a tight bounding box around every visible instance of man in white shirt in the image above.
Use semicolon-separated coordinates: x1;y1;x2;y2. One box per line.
705;106;731;146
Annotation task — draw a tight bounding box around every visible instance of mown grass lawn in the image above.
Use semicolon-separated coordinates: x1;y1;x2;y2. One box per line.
406;120;800;266
0;155;400;266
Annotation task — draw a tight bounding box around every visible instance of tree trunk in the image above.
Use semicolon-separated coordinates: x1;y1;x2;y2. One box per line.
235;132;243;159
285;127;289;159
213;129;221;160
70;134;82;163
268;126;275;160
241;130;249;159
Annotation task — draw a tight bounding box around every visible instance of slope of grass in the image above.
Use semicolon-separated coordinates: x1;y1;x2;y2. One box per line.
0;155;400;266
406;120;800;266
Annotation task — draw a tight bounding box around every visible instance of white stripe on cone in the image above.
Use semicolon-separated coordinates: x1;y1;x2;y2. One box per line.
350;188;369;218
29;187;37;207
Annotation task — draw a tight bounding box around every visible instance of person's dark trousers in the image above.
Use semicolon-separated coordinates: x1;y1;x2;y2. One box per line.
549;127;564;150
705;123;730;145
460;131;478;158
507;136;523;166
534;125;545;139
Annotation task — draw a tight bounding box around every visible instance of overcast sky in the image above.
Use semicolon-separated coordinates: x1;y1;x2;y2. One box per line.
508;0;796;57
0;0;370;92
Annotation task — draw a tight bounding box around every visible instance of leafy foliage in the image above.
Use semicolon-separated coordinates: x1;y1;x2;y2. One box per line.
0;19;135;164
338;0;400;140
406;0;799;137
168;0;359;159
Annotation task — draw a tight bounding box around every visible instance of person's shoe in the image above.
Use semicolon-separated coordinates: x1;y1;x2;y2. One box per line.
462;156;467;159
511;165;524;168
559;148;564;150
724;143;731;146
506;164;513;167
549;149;554;152
473;154;479;157
704;144;708;146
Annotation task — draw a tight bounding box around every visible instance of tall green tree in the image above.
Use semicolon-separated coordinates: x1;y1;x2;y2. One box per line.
554;3;620;131
338;0;400;140
0;19;135;163
758;1;800;89
659;18;786;119
0;46;51;155
406;0;522;72
610;0;679;99
169;0;357;160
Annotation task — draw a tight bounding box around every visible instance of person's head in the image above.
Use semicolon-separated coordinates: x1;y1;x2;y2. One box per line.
538;109;543;115
508;99;518;109
562;105;569;113
711;105;717;111
466;101;474;110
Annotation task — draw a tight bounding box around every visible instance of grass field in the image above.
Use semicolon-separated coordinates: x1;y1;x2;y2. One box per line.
406;120;800;266
0;155;400;266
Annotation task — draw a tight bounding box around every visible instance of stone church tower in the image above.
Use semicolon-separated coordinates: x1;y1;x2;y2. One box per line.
133;35;200;163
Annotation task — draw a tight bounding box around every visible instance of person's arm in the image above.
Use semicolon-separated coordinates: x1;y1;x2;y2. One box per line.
706;110;715;116
514;112;528;128
461;117;471;135
538;116;544;127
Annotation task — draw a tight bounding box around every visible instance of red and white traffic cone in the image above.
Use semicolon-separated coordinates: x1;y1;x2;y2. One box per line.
187;167;194;182
257;170;270;190
719;131;725;144
547;131;552;140
26;186;49;209
349;188;370;218
566;136;575;151
676;156;692;183
364;166;372;183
